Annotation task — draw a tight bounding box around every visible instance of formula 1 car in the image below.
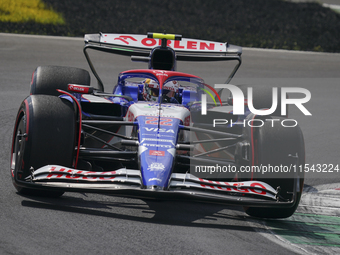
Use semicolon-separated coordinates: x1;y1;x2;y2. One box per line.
10;32;305;218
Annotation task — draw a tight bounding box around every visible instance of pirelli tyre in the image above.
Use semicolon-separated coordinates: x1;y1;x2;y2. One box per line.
30;65;90;96
10;95;76;197
244;116;305;218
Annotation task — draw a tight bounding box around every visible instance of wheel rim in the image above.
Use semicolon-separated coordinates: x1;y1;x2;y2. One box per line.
11;114;27;180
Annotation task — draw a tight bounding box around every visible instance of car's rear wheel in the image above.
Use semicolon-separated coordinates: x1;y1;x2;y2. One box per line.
30;65;90;96
10;95;77;197
244;117;305;218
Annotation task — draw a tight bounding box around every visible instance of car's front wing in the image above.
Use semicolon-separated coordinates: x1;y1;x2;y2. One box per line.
16;165;299;208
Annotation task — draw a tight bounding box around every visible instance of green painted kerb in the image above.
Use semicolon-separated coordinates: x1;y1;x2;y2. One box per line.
266;213;340;247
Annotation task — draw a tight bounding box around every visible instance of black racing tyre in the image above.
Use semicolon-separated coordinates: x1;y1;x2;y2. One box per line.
10;95;77;197
244;117;305;218
228;85;286;117
30;65;90;96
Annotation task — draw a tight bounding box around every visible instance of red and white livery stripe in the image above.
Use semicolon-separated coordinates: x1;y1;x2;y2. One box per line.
30;165;141;184
101;34;227;52
170;173;277;199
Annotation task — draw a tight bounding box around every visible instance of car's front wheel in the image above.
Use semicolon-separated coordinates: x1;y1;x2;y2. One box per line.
244;117;305;218
11;95;77;197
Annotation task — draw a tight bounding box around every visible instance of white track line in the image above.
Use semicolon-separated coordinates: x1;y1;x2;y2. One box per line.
0;32;82;41
1;32;339;55
323;3;340;10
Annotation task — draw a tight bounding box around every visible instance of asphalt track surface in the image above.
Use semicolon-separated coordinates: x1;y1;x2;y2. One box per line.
1;33;340;254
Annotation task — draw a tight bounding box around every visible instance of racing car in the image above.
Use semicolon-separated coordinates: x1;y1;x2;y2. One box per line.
10;32;305;218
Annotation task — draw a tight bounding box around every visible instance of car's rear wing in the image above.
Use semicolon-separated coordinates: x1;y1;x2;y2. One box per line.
84;33;242;60
84;32;242;91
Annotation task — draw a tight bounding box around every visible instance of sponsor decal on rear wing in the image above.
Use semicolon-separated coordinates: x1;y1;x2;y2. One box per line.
84;33;242;56
102;33;227;52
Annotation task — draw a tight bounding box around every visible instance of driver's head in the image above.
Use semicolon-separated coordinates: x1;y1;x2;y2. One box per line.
142;79;179;102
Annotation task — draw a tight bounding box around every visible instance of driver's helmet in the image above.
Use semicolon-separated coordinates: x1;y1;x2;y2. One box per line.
142;79;179;102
